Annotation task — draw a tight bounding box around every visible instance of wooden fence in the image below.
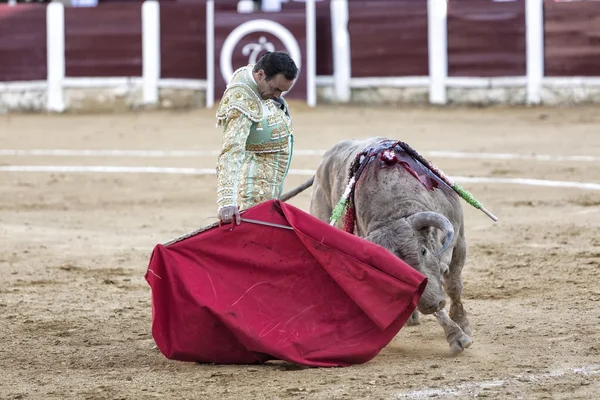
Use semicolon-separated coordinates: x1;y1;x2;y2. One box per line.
0;0;599;112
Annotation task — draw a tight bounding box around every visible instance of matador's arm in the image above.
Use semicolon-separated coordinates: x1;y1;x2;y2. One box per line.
216;109;253;211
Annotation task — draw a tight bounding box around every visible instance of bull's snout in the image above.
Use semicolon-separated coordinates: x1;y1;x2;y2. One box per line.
420;298;447;314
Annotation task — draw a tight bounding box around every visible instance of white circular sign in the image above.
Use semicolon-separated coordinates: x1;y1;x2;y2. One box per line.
220;19;302;94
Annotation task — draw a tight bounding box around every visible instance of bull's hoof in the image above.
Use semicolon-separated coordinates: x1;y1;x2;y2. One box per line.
449;335;473;355
406;311;421;326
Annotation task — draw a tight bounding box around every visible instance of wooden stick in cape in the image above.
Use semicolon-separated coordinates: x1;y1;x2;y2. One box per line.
395;141;498;222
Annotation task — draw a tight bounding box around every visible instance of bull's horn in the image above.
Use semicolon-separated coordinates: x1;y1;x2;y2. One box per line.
406;211;455;255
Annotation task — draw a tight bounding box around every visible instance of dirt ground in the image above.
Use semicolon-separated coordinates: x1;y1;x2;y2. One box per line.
1;104;599;400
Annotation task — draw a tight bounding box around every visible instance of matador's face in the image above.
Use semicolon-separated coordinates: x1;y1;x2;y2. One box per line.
255;70;294;100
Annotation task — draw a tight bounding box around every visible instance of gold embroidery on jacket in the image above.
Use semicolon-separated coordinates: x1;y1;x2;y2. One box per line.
215;65;293;212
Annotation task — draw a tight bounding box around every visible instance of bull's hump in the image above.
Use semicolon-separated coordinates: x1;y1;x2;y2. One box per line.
373;147;442;192
352;138;457;198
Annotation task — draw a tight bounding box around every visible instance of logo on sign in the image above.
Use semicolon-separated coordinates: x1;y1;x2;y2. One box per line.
242;37;275;64
220;19;302;93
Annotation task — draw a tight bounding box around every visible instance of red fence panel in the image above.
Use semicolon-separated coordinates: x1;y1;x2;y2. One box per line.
64;4;143;77
3;0;600;90
160;2;207;80
348;0;428;78
447;0;526;77
276;0;333;77
213;8;309;100
0;4;47;82
315;0;333;77
544;0;600;77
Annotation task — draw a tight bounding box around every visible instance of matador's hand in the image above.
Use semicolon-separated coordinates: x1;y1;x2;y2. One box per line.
219;205;241;225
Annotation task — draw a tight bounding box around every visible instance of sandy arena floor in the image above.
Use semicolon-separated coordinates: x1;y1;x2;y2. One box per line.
1;104;599;399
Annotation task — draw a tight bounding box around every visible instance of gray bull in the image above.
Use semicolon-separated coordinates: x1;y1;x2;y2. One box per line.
280;137;473;353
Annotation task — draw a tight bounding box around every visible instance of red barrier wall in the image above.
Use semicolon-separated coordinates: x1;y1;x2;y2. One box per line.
64;4;143;77
447;0;526;77
0;5;47;82
315;0;333;76
1;1;600;84
544;0;600;76
160;2;207;80
348;1;428;77
213;8;309;100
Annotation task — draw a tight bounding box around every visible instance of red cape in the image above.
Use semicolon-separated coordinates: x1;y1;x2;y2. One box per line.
145;200;426;367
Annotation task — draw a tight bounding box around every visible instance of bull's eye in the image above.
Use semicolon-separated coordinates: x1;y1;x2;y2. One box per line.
421;248;427;256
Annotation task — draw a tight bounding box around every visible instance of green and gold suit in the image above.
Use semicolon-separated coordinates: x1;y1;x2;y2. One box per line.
215;65;294;213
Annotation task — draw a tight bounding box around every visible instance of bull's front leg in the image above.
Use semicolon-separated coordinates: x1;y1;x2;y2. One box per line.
406;310;421;326
445;234;472;337
433;309;472;354
444;274;472;337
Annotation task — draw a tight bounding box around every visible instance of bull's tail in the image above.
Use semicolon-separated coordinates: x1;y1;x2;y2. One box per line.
279;176;315;202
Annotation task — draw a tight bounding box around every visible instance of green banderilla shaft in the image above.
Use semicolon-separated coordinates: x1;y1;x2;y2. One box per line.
395;141;498;222
452;183;498;222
